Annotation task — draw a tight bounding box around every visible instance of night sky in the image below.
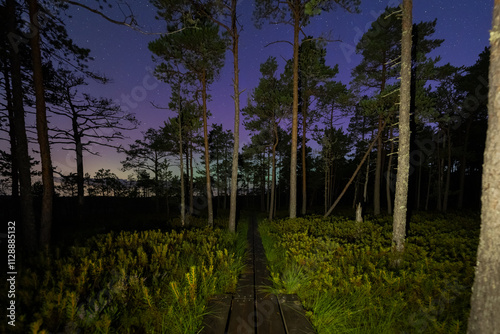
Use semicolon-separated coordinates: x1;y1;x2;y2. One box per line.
46;0;493;179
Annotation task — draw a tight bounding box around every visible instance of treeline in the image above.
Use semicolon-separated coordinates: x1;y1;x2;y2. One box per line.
0;0;489;250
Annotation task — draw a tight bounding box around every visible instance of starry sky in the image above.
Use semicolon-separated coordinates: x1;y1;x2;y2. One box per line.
49;0;492;179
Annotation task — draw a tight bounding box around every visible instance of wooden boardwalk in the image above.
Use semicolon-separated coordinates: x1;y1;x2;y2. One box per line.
201;215;316;334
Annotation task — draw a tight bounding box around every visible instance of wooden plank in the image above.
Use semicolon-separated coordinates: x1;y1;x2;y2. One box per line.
279;294;316;334
227;298;255;334
256;294;286;334
235;271;254;299
200;295;232;334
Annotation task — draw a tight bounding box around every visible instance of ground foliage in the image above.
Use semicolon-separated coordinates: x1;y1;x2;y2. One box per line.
2;221;247;333
259;213;480;333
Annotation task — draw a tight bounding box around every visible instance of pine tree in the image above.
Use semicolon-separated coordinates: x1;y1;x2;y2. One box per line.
392;0;412;258
254;0;359;218
149;18;228;226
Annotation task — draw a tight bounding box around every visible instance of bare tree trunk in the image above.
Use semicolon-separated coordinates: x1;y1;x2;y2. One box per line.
374;118;383;215
269;124;278;221
3;66;19;197
352;175;358;209
355;203;362;222
467;3;500;330
189;143;194;215
392;0;412;256
301;97;308;216
228;0;240;232
386;126;395;214
325;159;329;215
7;0;36;250
458;120;471;209
364;152;370;204
324;129;383;218
201;70;213;226
178;91;185;226
29;0;54;247
289;5;300;218
67;91;85;210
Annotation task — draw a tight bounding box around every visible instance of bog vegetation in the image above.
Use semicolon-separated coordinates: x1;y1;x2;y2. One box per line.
0;219;247;333
259;213;480;333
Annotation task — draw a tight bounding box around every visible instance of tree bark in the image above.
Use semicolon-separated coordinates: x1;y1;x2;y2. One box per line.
392;0;412;256
289;2;300;218
178;89;185;226
363;150;370;203
386;126;395;215
458;120;471;209
301;95;308;215
7;0;37;250
458;121;471;208
29;0;54;247
324;128;383;218
189;143;194;215
269;123;278;221
3;66;20;198
374;117;383;215
201;70;213;226
66;89;85;210
467;2;500;331
228;0;241;232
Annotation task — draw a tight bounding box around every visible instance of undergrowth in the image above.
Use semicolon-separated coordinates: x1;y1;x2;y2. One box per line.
1;219;247;333
259;213;479;333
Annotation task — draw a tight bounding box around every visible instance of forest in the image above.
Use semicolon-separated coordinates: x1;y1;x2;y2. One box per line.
0;0;499;333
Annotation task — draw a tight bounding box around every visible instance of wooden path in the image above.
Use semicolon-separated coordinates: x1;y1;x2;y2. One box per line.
201;215;316;334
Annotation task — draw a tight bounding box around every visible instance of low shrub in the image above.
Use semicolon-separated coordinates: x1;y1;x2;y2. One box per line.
259;213;479;333
2;222;246;334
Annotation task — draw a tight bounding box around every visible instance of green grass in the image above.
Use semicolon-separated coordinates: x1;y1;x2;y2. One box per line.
259;213;479;334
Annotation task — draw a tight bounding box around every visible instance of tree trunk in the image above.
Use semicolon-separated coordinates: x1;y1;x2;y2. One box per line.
289;4;300;218
178;91;185;226
467;3;500;330
266;150;270;213
392;0;412;256
201;70;213;226
29;0;54;247
324;129;383;218
325;159;329;214
374;52;388;215
301;95;308;215
189;142;194;215
374;118;383;215
458;120;471;209
3;66;19;198
7;0;37;250
386;126;395;215
355;203;362;222
67;90;85;210
261;151;266;212
352;174;358;209
269;124;278;221
228;0;240;233
364;150;370;204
